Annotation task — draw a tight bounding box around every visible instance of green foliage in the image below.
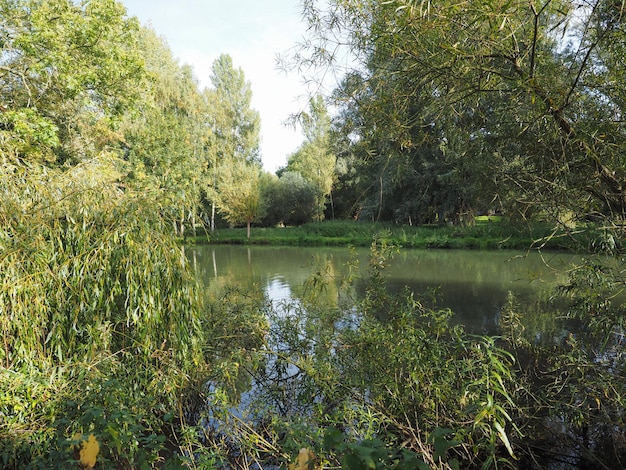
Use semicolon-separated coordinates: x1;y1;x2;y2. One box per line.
200;239;524;468
0;158;209;468
321;427;430;470
291;0;626;228
215;160;265;238
284;95;336;221
121;27;208;233
0;0;144;165
204;54;262;232
0;108;60;162
199;218;575;250
1;7;219;465
338;240;522;467
0;159;202;367
491;259;626;467
207;54;261;166
262;171;317;226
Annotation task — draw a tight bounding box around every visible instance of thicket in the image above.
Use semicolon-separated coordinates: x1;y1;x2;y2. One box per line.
196;238;626;469
0;158;217;467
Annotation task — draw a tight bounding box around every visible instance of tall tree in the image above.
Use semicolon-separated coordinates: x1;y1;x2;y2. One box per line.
291;0;626;225
285;96;336;221
121;26;208;235
205;54;261;230
0;0;144;166
207;54;260;165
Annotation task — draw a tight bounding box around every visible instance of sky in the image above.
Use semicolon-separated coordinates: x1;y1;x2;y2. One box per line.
121;0;314;173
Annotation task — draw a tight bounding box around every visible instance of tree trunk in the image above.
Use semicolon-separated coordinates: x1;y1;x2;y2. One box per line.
211;201;216;232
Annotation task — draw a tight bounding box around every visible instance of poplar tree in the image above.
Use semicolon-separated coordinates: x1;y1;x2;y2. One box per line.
285;96;336;221
121;26;208;235
205;54;261;230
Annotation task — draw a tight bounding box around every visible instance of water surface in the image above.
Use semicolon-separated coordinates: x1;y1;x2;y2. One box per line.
190;245;580;335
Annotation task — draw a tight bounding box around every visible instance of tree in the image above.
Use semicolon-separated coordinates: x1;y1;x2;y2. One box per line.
205;54;261;230
290;0;626;225
285;96;336;221
262;171;317;226
0;0;144;166
208;54;261;165
0;2;212;466
121;26;208;235
331;69;479;224
215;159;264;238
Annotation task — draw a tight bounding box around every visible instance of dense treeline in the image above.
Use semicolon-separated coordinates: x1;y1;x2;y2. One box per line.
286;0;626;229
0;1;210;467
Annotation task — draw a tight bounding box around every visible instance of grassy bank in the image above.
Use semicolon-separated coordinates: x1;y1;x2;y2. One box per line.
187;217;597;251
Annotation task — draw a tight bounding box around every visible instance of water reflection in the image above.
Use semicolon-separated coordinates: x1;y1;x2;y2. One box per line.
190;245;581;336
266;277;291;302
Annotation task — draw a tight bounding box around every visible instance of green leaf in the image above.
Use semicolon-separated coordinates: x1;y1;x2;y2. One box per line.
494;421;516;459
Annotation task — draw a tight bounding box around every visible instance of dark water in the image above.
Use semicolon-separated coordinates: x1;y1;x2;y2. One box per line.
189;245;581;336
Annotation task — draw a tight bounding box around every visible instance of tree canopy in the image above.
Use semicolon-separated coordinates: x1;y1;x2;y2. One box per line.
284;95;336;221
289;0;626;226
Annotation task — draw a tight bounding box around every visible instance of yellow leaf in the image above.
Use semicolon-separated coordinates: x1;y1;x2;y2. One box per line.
288;447;316;470
78;434;100;469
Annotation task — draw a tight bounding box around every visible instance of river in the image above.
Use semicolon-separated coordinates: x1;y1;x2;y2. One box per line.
190;244;582;338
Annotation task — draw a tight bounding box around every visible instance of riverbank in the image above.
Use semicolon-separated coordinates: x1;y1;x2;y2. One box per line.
186;218;597;251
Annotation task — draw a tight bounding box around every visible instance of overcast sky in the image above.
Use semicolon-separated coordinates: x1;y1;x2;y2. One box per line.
121;0;312;172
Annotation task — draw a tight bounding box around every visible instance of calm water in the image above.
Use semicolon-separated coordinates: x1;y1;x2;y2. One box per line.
190;245;581;335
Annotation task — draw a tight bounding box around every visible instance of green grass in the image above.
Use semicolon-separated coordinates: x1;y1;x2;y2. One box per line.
186;218;597;251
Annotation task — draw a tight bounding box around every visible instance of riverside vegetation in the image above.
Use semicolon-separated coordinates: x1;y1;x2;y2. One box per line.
189;218;618;252
2;0;626;468
191;237;626;469
4;196;626;468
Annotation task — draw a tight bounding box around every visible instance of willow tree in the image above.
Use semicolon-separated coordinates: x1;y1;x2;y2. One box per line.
0;1;210;466
291;0;626;225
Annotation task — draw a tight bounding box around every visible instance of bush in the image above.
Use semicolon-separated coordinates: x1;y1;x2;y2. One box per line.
199;239;523;468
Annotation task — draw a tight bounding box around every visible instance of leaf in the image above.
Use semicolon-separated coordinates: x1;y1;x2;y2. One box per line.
323;426;345;451
342;453;365;470
78;434;100;469
494;421;516;459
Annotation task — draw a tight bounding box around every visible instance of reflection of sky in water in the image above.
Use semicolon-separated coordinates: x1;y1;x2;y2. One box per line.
265;276;291;303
